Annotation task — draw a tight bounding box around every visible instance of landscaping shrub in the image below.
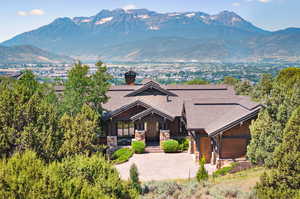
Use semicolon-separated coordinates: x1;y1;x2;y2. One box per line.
196;156;208;182
130;163;142;193
131;141;146;154
162;139;179;153
176;138;189;151
212;162;238;178
112;148;134;164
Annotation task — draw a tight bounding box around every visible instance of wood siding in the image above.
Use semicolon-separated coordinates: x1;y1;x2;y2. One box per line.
220;120;252;159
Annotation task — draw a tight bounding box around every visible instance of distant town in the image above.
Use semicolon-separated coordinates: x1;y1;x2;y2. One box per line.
1;61;299;84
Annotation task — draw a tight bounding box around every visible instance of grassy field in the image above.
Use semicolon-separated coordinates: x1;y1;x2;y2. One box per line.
141;167;265;199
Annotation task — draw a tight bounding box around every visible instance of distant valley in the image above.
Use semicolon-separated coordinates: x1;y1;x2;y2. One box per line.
2;9;300;62
0;45;74;64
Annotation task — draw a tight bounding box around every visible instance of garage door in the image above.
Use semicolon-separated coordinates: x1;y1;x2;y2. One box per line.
221;138;247;159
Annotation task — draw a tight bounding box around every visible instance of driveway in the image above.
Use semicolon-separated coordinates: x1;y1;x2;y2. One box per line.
115;153;216;181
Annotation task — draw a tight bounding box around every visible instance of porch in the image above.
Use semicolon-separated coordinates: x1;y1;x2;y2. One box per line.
105;100;188;148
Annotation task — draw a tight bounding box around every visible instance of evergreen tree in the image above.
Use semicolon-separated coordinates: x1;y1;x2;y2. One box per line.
255;106;300;199
59;104;99;157
129;163;142;193
61;61;111;116
196;156;208;182
0;71;61;160
247;67;300;166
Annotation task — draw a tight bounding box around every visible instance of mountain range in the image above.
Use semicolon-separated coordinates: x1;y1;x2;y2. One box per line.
0;45;73;64
2;9;300;62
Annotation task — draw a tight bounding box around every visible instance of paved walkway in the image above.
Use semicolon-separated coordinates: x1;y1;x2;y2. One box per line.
115;153;216;181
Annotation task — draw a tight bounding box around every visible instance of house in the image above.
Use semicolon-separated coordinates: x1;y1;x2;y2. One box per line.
103;71;262;165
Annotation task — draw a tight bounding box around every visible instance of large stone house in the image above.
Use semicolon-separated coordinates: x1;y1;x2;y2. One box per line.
103;71;261;164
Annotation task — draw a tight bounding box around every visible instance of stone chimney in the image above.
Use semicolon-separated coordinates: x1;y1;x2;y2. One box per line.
125;71;137;85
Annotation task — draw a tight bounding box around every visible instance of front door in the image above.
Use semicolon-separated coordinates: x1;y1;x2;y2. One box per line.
146;120;159;143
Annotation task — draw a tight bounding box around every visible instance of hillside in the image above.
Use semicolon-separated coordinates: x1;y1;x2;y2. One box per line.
2;9;300;62
0;45;74;64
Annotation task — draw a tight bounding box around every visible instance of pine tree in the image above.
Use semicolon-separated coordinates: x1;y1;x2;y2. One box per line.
255;106;300;199
196;156;208;182
247;68;300;166
59;104;99;157
129;163;142;193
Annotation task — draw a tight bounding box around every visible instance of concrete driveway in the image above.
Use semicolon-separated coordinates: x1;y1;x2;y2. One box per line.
115;153;215;181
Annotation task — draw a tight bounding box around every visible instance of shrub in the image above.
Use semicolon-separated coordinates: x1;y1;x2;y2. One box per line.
212;162;238;178
131;141;145;154
112;148;134;164
196;156;208;182
162;139;179;153
0;150;138;199
130;164;142;193
177;138;189;151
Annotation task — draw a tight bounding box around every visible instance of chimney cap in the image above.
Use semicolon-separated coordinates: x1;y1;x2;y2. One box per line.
125;70;137;77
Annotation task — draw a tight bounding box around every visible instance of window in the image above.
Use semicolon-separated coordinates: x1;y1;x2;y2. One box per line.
117;121;135;137
159;122;168;130
136;122;145;131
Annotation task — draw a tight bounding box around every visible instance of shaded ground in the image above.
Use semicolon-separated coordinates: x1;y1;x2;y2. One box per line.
116;153;216;181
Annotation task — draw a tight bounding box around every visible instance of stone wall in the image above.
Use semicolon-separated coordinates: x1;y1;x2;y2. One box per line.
160;130;170;146
135;130;146;143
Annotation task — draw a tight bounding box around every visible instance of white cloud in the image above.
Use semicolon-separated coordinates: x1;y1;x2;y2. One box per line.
17;9;45;16
232;2;241;6
258;0;271;2
123;4;137;10
29;9;45;16
17;11;28;16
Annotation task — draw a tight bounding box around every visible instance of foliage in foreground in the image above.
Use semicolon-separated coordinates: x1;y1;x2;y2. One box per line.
142;167;263;199
212;162;239;178
255;106;300;199
112;148;134;164
196;156;209;182
0;150;138;199
130;164;142;193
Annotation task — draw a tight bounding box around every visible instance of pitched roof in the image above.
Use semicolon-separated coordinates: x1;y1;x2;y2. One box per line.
184;96;261;135
125;81;177;97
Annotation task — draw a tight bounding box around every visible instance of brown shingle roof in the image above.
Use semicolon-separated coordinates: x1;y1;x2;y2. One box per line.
184;97;261;135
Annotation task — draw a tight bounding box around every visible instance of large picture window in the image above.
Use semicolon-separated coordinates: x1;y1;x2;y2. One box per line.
117;121;135;137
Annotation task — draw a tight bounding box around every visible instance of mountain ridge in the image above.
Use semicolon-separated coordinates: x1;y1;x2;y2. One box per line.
2;8;300;62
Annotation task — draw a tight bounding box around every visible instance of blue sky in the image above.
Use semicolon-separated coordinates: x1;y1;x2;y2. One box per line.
1;0;299;42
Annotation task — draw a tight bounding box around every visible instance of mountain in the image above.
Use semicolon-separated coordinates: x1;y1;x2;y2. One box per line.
2;9;300;62
0;45;74;64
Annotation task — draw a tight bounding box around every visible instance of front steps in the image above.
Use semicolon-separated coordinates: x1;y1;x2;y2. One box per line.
145;146;164;153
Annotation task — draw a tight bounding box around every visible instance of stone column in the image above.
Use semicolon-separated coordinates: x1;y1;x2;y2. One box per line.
160;130;170;146
107;136;117;148
135;130;146;143
188;137;194;154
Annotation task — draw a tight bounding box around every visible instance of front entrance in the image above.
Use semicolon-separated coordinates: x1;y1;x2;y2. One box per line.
146;120;159;144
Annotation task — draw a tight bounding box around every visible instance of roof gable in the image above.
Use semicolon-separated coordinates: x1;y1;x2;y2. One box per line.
130;108;174;121
125;81;177;97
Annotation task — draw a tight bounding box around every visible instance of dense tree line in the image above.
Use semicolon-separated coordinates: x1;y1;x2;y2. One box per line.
0;61;111;161
0;61;139;198
222;68;300;198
